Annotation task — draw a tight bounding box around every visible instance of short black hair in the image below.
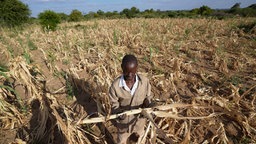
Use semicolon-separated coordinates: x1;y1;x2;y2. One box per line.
122;54;138;66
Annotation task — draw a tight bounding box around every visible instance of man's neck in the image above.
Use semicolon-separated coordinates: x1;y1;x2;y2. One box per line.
124;77;135;83
124;76;136;89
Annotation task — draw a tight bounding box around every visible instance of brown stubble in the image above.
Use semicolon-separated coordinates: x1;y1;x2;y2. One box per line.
0;17;255;143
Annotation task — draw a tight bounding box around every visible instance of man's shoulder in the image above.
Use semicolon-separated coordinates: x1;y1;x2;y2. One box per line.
111;76;122;88
137;74;150;84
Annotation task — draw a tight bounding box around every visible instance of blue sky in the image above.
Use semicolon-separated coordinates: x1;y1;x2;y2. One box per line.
20;0;256;17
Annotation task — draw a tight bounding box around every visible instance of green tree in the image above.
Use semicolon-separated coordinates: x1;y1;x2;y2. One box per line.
0;0;31;27
120;7;140;18
167;11;178;18
84;12;96;20
105;11;113;18
190;8;200;15
58;12;69;22
131;7;140;14
199;5;213;15
69;9;83;22
38;10;60;31
228;3;256;17
120;8;130;18
104;11;121;19
238;8;256;17
141;9;157;18
97;10;105;16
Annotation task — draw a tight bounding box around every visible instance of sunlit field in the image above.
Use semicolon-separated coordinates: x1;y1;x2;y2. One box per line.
0;18;255;143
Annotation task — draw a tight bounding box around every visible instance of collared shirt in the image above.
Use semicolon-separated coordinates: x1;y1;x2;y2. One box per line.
119;74;139;96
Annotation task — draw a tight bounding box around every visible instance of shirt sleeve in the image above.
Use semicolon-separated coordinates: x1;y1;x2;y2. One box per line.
146;79;153;103
109;85;120;114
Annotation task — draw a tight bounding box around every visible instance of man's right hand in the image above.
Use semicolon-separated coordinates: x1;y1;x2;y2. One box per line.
118;114;127;120
142;98;150;108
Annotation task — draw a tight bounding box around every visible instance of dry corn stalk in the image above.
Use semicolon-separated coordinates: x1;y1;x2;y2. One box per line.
79;103;220;124
1;18;255;143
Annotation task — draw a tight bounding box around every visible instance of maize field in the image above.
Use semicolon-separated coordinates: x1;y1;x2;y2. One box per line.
0;18;256;143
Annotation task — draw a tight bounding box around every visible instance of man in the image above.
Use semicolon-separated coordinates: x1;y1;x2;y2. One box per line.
109;54;152;144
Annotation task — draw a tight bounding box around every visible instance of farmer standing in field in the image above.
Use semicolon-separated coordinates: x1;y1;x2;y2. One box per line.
109;54;152;144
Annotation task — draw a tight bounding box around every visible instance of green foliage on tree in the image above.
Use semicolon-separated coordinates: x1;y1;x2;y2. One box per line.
228;3;256;17
211;11;234;20
120;7;140;18
69;9;83;22
236;8;256;17
239;4;256;17
140;9;157;18
120;8;130;18
84;12;95;20
131;7;140;14
82;3;256;20
198;5;213;15
58;12;69;22
190;8;200;15
38;10;61;31
0;0;31;27
97;10;105;16
105;11;118;18
166;11;176;18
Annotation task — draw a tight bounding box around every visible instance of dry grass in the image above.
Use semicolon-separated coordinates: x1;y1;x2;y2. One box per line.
0;18;256;143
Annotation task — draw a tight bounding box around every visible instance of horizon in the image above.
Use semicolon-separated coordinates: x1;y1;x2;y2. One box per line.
20;0;256;17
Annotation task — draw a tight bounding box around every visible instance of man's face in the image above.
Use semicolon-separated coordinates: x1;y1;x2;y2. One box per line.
122;62;137;81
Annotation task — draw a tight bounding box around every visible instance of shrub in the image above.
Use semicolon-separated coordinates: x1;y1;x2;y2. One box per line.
199;5;213;16
0;0;31;27
167;11;178;18
238;8;256;17
69;9;83;22
211;11;234;20
38;10;61;31
237;21;256;33
120;7;140;18
57;12;69;22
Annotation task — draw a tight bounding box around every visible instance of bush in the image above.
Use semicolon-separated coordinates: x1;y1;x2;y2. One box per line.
120;7;140;18
167;11;178;18
38;10;61;31
69;10;83;22
237;21;256;33
211;11;234;20
0;0;31;27
199;5;213;16
58;12;69;22
238;8;256;17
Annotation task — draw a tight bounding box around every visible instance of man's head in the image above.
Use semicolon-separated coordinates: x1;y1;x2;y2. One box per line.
121;54;138;81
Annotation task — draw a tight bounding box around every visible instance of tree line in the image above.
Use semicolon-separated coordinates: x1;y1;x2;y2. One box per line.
61;3;256;21
0;0;256;30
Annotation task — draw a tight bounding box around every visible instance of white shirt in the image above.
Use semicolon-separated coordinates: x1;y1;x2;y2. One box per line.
119;74;139;96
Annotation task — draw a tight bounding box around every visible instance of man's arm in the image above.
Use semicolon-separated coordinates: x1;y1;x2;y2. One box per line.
142;78;153;108
109;86;120;114
109;86;127;120
146;79;153;102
